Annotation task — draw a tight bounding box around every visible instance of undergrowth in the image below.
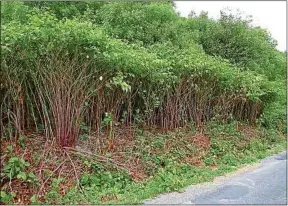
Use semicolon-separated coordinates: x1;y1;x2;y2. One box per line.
1;122;285;204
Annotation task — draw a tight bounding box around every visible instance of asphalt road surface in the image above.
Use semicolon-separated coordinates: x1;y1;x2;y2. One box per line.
144;151;287;205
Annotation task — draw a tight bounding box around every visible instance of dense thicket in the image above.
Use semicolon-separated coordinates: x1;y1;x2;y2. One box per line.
1;2;286;148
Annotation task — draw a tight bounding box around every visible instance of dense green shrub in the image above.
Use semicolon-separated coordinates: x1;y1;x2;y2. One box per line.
195;10;286;81
1;1;286;147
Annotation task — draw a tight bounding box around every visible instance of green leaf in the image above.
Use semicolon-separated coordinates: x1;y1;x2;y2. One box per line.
27;173;38;182
3;164;11;172
6;145;13;153
11;192;16;197
0;191;6;198
24;161;30;167
9;157;19;162
17;171;27;180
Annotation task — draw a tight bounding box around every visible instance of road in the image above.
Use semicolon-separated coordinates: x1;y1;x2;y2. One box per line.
144;151;287;205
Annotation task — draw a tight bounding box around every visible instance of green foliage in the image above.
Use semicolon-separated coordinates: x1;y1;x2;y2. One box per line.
110;71;132;93
0;191;16;204
82;160;132;190
80;170;131;190
1;1;285;140
95;2;180;46
260;81;286;133
3;157;30;179
45;178;65;204
2;155;38;186
6;145;13;154
28;123;286;205
151;136;165;149
19;135;26;148
30;195;42;205
24;1;105;20
197;10;284;79
17;172;38;184
1;2;30;24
